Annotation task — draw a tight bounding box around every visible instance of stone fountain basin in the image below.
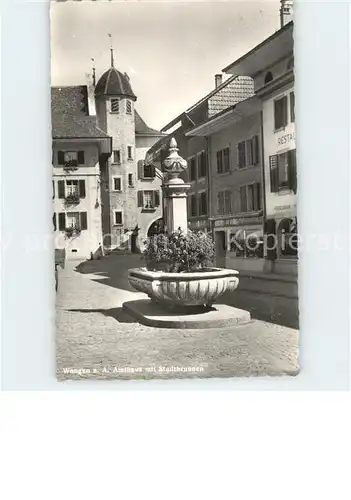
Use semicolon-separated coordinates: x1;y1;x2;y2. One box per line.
128;267;239;307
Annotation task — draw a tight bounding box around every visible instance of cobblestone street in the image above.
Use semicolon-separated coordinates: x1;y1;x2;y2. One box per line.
56;253;299;381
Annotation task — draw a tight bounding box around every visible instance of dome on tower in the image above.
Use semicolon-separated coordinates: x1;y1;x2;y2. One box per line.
95;67;137;100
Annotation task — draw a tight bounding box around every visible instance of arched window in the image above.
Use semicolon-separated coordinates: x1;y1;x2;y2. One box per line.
287;57;294;70
264;71;273;84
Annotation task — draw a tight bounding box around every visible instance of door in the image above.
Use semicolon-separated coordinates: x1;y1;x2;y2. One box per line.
215;231;226;268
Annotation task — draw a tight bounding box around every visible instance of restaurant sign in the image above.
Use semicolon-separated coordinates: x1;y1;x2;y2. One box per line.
276;123;295;151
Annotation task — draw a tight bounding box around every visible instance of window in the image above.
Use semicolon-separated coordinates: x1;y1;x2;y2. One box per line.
189;157;197;181
190;194;197;217
66;212;80;228
127;146;133;160
290;92;295;123
128;174;134;187
143;164;155;179
59;212;87;231
143;191;153;209
240;183;261;212
199;192;207;215
111;98;120;113
218;190;232;214
198;152;207;178
245;136;260;166
66;180;79;196
274;96;288;130
237;141;246;168
224;190;232;213
57;151;85;166
264;71;273;84
217;148;230;174
126;100;132;114
64;179;86;198
138;190;160;210
113;177;122;191
114;211;123;225
269;149;297;193
113;150;121;164
240;186;247;212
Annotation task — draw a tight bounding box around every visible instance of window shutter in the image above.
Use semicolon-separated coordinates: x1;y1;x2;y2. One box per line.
79;180;86;198
78;151;85;164
58;212;66;231
253;135;260;164
137;191;143;207
290;92;295;122
288;149;297;193
53;213;57;231
52;180;55;199
225;191;232;214
223;148;230;172
269;155;279;193
204;152;208;177
282;95;288;126
154;190;160;207
57;151;65;165
264;218;277;261
246;140;253;165
240;186;247;212
217;151;223;174
138;160;144;179
218;191;224;214
237;142;246;168
58;180;65;198
80;212;88;230
255;183;261;211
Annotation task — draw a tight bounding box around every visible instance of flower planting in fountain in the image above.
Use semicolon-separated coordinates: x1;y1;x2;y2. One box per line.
128;229;239;308
143;229;215;273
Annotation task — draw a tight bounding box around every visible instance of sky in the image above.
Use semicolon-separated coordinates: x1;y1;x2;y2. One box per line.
51;0;281;130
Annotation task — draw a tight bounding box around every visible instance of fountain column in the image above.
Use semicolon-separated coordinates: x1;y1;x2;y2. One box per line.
162;138;191;234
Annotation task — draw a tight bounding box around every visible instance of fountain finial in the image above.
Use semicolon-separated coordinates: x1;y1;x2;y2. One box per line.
162;137;187;178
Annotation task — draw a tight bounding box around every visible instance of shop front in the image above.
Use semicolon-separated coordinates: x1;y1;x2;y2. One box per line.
188;218;210;233
212;215;265;272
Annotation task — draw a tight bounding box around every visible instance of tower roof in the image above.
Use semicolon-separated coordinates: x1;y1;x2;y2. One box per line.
95;67;137;100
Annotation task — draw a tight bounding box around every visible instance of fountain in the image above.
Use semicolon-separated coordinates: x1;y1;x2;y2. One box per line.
123;138;251;328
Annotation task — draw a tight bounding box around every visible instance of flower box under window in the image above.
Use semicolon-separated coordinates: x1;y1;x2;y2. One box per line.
64;193;80;206
65;226;81;238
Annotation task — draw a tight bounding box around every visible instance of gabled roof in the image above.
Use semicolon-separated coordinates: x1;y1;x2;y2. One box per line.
135;110;164;137
161;74;253;132
95;67;137;100
51;86;110;139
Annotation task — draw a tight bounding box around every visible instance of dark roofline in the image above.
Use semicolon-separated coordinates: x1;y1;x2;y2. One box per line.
161;74;240;132
222;21;293;74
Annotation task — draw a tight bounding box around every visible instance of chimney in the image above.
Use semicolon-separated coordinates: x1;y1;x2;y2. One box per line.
215;74;223;88
280;0;293;28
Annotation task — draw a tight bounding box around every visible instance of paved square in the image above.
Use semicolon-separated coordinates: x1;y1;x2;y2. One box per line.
56;254;299;381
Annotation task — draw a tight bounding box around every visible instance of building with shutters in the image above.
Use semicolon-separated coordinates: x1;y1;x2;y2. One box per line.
145;73;254;235
222;12;297;273
186;95;264;272
93;56;164;252
52;85;112;260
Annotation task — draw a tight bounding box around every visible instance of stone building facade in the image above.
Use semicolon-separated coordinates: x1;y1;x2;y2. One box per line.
52;86;111;260
223;18;297;273
93;63;164;252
